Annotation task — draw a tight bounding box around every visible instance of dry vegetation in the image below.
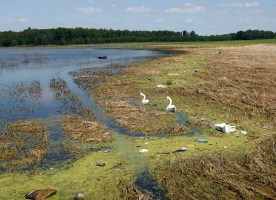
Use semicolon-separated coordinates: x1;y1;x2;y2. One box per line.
154;133;276;200
0;120;47;171
196;45;276;122
61;115;111;142
81;44;275;199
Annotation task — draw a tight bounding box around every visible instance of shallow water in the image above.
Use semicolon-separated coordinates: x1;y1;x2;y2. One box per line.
0;47;160;124
0;47;194;198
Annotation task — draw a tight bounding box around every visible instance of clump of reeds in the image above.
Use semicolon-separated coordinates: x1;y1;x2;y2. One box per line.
118;177;154;200
49;78;89;114
154;133;276;199
61;115;111;143
0;120;47;171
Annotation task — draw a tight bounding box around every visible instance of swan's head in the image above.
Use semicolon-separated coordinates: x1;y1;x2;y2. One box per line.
140;92;144;96
166;96;171;100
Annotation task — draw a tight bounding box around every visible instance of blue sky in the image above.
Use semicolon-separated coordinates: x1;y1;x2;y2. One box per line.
1;0;275;35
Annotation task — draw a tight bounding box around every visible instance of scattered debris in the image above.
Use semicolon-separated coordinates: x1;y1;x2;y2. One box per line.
25;189;57;200
139;149;149;153
167;73;179;76
96;162;106;167
97;56;107;59
194;138;208;143
156;84;166;88
73;191;85;199
214;123;236;133
241;131;247;135
103;149;110;153
172;147;189;153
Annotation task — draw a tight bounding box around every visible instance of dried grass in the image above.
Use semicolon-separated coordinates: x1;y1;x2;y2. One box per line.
61;115;111;142
0;120;47;170
154;133;276;199
196;45;276;121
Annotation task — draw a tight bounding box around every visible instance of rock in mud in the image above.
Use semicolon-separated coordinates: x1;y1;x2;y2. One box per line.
25;189;57;200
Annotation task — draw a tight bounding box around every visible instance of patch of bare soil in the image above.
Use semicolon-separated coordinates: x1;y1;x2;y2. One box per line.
61;115;111;142
197;45;276;122
0;120;47;170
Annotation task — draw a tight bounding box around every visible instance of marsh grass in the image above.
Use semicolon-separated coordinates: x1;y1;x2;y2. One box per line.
61;115;111;143
154;133;276;199
0;120;47;171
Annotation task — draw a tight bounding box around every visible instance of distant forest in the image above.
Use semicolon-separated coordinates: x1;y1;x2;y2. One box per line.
0;27;275;46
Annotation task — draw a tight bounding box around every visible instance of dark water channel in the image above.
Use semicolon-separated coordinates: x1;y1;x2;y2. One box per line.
0;47;197;198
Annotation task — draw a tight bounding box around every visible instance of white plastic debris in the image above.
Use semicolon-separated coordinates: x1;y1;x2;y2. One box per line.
241;131;247;135
214;123;236;133
139;149;149;153
156;84;167;88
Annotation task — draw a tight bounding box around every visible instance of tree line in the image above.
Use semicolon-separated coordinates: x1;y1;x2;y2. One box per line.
0;27;275;47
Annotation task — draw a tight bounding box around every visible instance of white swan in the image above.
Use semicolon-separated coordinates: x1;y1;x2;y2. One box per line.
166;96;176;112
140;93;149;104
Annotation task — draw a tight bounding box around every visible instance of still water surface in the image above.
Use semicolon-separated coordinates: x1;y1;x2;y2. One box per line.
0;47;161;124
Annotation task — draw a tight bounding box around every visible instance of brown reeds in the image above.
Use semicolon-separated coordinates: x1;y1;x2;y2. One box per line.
154;133;276;199
61;115;111;143
195;45;276;121
0;120;47;170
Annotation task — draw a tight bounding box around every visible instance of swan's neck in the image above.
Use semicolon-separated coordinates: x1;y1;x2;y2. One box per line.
168;98;172;106
141;94;146;100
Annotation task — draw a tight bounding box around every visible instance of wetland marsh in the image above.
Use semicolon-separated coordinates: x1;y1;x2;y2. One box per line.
0;43;275;199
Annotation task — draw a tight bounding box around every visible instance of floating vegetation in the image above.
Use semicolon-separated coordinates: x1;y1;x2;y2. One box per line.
70;64;126;77
61;115;111;143
72;64;127;90
49;77;91;115
0;120;47;171
3;80;42;100
0;81;42;116
61;115;112;154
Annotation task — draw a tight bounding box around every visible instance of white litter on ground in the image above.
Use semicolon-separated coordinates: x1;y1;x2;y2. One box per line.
215;123;236;133
139;149;149;153
156;84;167;88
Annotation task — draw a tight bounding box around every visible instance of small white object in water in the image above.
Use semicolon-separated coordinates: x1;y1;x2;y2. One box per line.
156;84;166;88
139;149;149;153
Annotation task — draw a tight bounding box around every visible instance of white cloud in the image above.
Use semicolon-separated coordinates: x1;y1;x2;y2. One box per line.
245;2;260;7
166;3;205;13
185;19;193;23
218;2;260;8
76;7;103;14
17;18;29;23
126;5;156;13
218;2;243;7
